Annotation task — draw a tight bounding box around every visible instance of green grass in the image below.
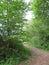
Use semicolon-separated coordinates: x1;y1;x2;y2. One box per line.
0;46;31;65
0;56;20;65
0;37;32;65
27;38;49;51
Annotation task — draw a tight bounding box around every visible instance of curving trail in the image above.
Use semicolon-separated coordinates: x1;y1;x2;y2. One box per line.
19;44;49;65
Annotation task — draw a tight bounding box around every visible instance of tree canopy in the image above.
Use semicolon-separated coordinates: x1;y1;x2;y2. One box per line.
26;0;49;50
0;0;31;64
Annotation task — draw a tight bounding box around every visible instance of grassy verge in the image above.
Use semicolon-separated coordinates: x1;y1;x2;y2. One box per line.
0;46;31;65
27;39;49;51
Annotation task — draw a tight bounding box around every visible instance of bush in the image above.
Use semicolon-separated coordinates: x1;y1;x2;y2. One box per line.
0;36;31;64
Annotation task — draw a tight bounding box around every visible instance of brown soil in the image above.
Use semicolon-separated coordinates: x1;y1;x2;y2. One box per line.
19;44;49;65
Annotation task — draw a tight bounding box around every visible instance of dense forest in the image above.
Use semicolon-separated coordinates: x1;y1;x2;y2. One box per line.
27;0;49;50
0;0;49;65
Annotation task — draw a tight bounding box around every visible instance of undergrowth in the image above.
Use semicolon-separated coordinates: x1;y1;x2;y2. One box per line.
27;38;49;51
0;37;31;65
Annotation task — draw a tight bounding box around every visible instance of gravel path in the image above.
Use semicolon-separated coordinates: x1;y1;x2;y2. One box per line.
19;44;49;65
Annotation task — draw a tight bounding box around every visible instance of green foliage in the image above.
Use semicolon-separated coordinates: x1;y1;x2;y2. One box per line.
0;0;27;36
26;0;49;50
0;0;31;64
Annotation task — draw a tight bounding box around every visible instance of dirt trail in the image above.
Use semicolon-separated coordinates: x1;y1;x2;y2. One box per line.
19;44;49;65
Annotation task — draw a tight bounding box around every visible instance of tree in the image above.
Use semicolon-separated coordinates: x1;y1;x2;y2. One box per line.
0;0;28;61
0;0;27;39
30;0;49;50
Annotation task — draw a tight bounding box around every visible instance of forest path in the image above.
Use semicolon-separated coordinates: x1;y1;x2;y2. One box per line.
19;44;49;65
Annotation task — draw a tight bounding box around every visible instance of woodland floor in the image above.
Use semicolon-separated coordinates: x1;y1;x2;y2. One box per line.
19;44;49;65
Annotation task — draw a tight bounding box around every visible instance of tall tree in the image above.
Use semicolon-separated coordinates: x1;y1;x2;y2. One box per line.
0;0;27;39
30;0;49;49
0;0;27;60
